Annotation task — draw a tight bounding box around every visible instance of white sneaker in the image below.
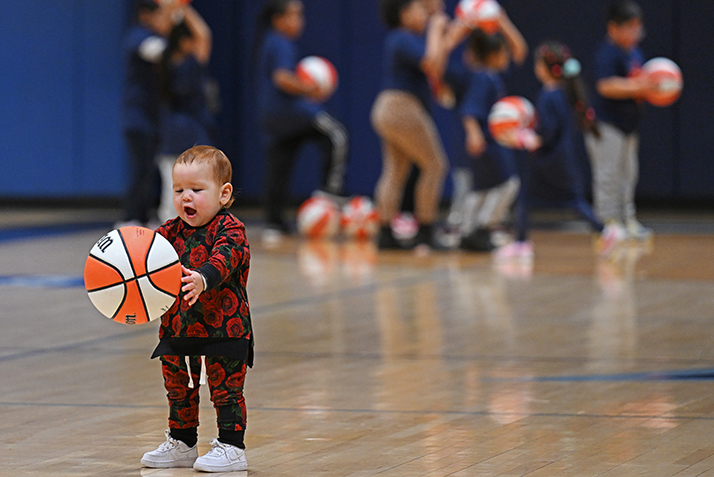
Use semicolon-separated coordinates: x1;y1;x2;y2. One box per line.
193;438;248;472
596;221;626;257
625;219;653;241
141;430;198;468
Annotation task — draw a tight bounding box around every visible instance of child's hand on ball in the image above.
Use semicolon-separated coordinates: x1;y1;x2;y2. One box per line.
181;265;204;306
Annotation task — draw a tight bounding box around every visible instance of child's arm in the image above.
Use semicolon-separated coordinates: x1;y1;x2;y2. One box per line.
498;10;528;65
181;5;212;65
596;74;657;100
463;115;487;156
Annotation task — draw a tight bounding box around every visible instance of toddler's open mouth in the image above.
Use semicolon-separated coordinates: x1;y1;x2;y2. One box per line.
184;206;197;218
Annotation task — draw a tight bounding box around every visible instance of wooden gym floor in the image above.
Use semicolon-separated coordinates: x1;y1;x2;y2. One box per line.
2;207;714;476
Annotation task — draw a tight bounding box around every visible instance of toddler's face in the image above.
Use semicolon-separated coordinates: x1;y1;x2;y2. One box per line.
172;162;231;228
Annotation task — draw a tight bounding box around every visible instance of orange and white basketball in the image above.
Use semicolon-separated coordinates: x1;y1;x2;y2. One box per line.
296;56;339;99
341;196;380;241
455;0;501;34
84;226;181;325
642;57;682;107
488;96;536;148
296;196;341;240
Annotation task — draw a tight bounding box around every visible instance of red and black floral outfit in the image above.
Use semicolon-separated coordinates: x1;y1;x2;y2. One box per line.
154;210;252;449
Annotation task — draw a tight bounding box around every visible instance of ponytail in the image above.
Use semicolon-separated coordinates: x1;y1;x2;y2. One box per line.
252;0;293;72
537;41;600;138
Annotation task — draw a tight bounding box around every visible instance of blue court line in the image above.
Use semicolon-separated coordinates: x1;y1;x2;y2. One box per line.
486;368;714;382
0;275;85;288
0;221;112;243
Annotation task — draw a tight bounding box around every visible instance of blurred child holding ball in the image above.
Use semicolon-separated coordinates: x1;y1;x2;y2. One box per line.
456;14;527;252
255;0;349;243
585;0;658;240
141;146;253;473
495;41;621;261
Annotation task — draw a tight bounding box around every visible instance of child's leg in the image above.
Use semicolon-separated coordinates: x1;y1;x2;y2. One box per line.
622;132;640;223
475;176;520;228
374;140;413;225
447;167;474;228
586;123;628;223
206;357;248;449
161;355;201;447
573;198;604;232
157;154;178;224
264;135;301;229
312;111;349;196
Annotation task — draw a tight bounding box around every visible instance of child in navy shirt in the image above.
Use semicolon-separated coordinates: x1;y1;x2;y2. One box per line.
495;41;622;261
456;17;527;252
120;0;173;227
585;0;657;240
156;4;215;223
255;0;348;243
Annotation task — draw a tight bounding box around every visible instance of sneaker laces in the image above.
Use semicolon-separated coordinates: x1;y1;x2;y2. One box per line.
205;438;229;457
157;430;181;452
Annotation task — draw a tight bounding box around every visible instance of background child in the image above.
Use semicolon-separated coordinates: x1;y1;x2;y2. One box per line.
585;0;657;240
119;0;173;227
371;0;463;251
496;41;620;261
255;0;349;244
141;146;253;473
156;4;216;223
457;15;527;252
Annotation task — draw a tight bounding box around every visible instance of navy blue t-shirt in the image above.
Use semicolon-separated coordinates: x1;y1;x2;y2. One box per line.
257;30;321;137
160;55;215;155
122;25;163;135
459;69;516;190
527;87;584;202
380;29;431;108
591;39;644;134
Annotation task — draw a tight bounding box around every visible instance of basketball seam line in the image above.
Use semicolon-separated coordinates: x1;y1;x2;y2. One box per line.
115;228;150;322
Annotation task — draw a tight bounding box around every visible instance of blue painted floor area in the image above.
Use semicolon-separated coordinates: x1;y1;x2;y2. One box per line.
0;274;84;288
0;221;113;244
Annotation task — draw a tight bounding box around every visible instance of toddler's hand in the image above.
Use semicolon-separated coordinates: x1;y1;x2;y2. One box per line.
181;265;204;306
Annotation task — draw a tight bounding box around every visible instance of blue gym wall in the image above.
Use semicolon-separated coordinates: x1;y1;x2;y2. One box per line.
0;1;711;204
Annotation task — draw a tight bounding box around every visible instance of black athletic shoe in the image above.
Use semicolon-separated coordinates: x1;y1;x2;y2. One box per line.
459;227;495;252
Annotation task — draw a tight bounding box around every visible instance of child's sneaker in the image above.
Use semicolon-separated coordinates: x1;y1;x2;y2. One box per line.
141;430;198;468
193;438;248;472
625;219;653;241
596;221;626;257
494;241;533;262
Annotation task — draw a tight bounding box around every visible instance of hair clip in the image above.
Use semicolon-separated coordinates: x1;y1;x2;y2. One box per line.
563;58;581;78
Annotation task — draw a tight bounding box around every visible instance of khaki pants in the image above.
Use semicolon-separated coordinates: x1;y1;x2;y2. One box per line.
371;90;447;225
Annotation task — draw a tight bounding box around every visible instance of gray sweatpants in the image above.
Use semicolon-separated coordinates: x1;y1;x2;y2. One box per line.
585;122;640;224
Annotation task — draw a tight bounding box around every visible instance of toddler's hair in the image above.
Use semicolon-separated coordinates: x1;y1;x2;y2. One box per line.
379;0;418;29
536;41;600;138
606;0;642;24
467;29;507;64
176;146;235;208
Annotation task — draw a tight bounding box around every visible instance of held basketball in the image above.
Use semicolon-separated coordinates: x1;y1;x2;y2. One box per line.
296;56;339;99
296;196;341;240
341;196;380;241
642;57;683;107
84;226;181;325
488;96;536;148
455;0;501;34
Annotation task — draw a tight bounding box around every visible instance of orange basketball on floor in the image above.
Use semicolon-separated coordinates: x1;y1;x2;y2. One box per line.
341;196;380;241
84;226;181;325
296;196;341;240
